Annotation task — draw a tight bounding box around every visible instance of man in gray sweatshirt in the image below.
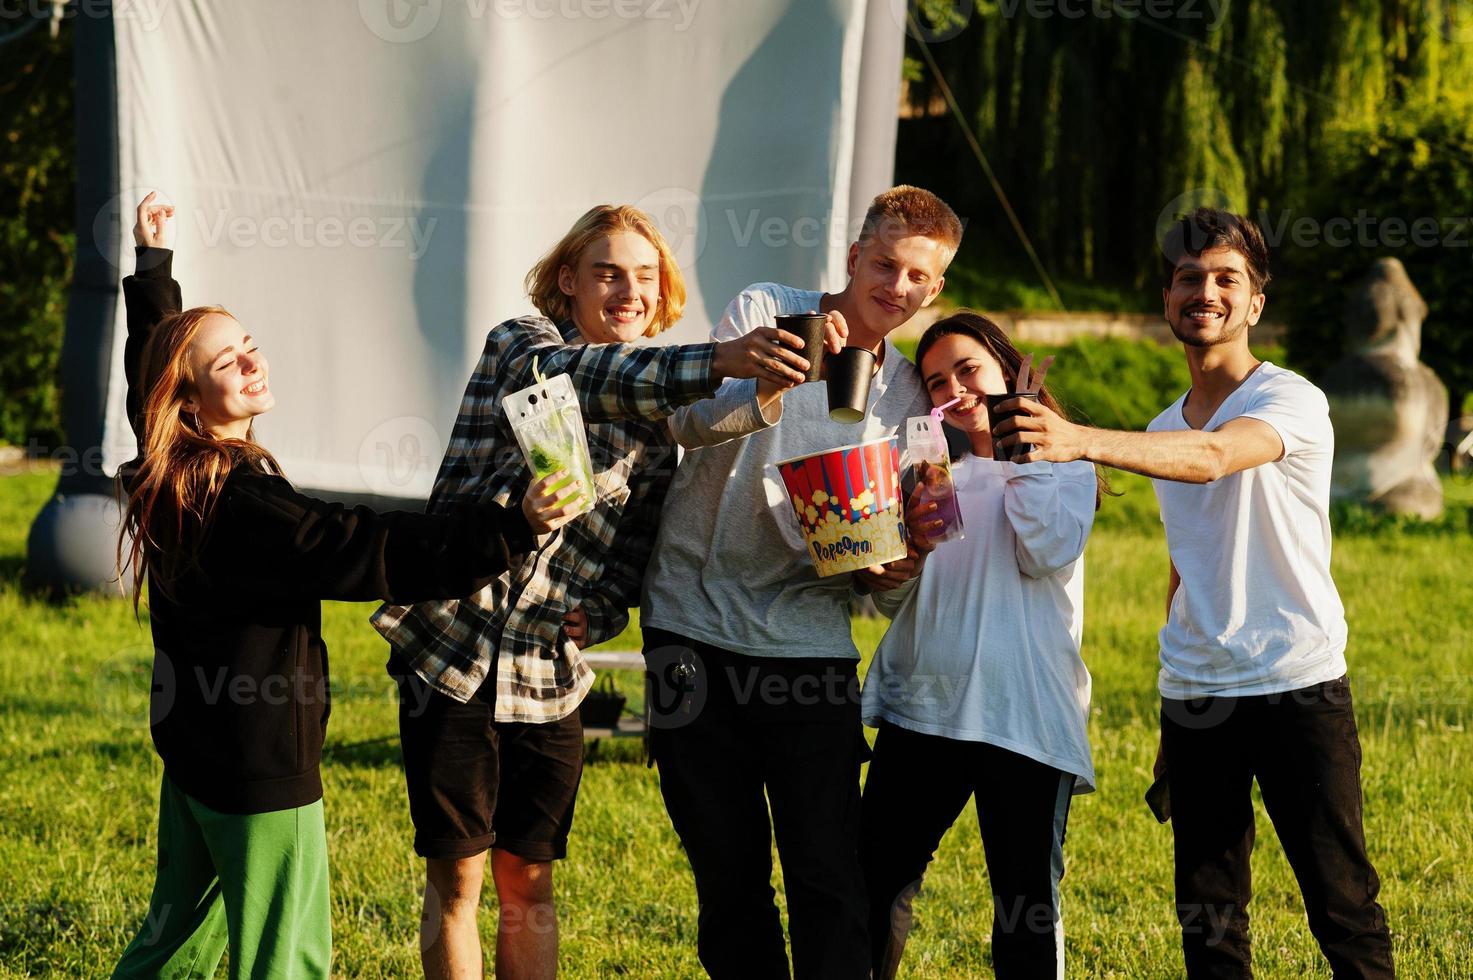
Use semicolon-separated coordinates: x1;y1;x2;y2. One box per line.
641;186;964;979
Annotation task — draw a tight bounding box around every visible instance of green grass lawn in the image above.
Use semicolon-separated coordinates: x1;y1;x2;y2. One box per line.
1;466;1470;977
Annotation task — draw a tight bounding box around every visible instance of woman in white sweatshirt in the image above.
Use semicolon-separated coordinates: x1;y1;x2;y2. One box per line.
860;311;1107;980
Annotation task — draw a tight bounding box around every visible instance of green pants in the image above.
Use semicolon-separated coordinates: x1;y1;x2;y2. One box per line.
111;777;331;979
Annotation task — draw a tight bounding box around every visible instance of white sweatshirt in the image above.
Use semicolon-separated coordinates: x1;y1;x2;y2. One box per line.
862;457;1098;793
642;283;931;660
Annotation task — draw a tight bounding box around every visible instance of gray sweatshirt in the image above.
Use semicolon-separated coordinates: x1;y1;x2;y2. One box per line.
641;283;931;660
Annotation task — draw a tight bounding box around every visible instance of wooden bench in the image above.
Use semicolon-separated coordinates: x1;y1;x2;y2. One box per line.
581;650;645;672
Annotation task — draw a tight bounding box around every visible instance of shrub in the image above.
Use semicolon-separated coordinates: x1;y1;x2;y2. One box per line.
0;22;74;449
1276;107;1473;417
1040;337;1191;431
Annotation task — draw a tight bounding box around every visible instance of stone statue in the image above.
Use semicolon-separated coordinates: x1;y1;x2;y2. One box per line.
1321;258;1448;519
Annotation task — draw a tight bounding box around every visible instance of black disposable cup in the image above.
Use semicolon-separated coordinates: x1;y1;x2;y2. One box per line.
775;313;827;383
827;347;878;423
985;391;1040;461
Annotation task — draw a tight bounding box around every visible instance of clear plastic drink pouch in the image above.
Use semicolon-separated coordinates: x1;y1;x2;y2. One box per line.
904;415;964;545
504;368;597;518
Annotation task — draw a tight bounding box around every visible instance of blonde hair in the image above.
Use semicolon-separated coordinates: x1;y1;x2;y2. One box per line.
859;185;964;265
118;305;281;611
525;204;687;337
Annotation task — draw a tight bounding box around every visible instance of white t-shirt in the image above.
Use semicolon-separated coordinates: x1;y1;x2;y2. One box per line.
862;458;1097;793
1149;362;1348;699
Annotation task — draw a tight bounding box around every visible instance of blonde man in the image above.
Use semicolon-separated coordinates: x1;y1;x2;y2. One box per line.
641;186;964;979
373;204;843;979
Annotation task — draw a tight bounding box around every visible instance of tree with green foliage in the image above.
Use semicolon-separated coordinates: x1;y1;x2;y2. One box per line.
0;15;73;448
1277;108;1473;418
897;0;1473;416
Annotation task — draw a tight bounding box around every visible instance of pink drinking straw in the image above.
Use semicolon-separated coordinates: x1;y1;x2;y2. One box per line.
931;396;961;421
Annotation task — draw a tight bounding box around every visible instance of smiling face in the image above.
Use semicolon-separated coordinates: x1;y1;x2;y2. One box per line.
919;332;1008;433
1163;245;1266;349
183;312;274;434
558;231;662;344
845;231;949;337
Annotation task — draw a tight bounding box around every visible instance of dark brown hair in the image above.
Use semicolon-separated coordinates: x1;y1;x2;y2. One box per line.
1160;206;1272;293
915;310;1112;508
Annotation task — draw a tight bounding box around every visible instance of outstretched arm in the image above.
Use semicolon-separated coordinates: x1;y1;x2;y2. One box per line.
121;193;181;447
668;292;847;450
489;316;831;431
994;398;1283;484
213;474;538;605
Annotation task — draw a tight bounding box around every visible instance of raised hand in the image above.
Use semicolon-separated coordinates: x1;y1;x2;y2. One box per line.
993;397;1087;464
821;309;848;355
522;470;585;535
133;191;175;249
742;308;851;405
712;326;816;389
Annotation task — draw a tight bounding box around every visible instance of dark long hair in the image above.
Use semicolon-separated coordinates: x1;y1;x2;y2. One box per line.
915;310;1112;508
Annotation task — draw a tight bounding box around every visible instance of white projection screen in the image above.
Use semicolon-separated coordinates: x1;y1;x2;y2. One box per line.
95;0;905;502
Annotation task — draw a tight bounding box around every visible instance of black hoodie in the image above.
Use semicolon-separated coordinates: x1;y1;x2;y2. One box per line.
121;247;534;813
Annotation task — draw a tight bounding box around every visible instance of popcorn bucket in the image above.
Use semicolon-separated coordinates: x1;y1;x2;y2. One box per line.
773;436;908;577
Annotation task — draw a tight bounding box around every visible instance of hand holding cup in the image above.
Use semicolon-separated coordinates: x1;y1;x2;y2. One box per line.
713;327;818;389
751;310;850;401
987;352;1078;462
904;468;947;553
991;397;1088;464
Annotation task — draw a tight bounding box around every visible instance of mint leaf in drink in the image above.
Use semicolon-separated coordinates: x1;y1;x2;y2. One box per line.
529;445;567;477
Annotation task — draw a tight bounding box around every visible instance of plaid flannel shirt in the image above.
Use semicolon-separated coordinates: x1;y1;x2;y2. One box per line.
371;316;715;721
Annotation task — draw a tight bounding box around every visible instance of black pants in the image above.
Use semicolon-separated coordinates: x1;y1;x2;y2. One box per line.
860;722;1074;980
643;628;871;980
1161;674;1395;979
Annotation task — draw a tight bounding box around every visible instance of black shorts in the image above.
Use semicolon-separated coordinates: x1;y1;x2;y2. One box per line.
391;660;584;863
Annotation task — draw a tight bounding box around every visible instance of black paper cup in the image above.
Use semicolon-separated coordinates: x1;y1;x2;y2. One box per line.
827;347;878;423
775;313;827;383
985;391;1040;461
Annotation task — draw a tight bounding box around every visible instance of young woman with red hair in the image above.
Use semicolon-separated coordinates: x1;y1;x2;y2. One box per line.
111;194;837;978
109;193;555;979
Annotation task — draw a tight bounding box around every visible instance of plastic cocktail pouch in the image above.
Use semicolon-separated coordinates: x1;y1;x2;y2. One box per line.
504;371;597;518
904;415;964;545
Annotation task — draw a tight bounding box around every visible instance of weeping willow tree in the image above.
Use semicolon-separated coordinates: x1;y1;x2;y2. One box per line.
899;0;1473;291
898;0;1473;409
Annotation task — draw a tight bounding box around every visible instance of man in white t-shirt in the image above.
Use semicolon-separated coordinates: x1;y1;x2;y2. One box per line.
990;207;1395;978
641;186;961;979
